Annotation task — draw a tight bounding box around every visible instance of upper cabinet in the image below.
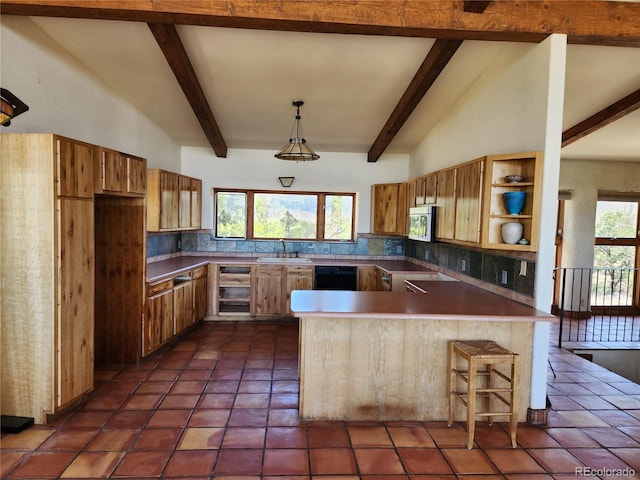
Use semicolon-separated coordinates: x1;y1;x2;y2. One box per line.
480;151;542;251
147;169;202;232
371;182;408;235
94;148;147;197
408;151;542;251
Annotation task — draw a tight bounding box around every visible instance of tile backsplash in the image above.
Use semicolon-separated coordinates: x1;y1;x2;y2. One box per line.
147;232;535;297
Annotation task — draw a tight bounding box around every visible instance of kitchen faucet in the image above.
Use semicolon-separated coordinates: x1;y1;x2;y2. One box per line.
280;239;287;258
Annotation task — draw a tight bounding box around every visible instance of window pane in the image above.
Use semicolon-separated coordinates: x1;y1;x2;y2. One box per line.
595;201;638;238
592;246;635;306
324;195;354;240
254;193;317;239
216;192;246;238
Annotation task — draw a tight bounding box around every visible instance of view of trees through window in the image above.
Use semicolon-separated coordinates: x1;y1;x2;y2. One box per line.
592;200;639;306
215;189;356;241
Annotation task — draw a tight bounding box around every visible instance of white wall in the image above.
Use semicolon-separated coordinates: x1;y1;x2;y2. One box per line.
1;16;180;169
559;159;640;268
181;147;409;232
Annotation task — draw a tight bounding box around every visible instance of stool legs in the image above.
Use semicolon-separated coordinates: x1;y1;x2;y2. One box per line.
509;356;520;448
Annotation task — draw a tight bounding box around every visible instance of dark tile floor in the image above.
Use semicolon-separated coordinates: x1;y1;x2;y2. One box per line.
2;320;640;479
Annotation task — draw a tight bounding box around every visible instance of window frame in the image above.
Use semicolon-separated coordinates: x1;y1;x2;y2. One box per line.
214;188;357;242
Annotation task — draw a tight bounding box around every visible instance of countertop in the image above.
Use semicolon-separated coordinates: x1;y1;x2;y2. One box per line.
146;255;434;283
290;281;555;322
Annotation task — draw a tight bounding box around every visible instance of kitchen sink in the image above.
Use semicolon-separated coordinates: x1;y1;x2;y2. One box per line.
256;257;312;263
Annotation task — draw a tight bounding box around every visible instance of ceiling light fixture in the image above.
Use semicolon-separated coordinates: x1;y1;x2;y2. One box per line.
278;176;295;188
1;88;29;127
274;100;319;162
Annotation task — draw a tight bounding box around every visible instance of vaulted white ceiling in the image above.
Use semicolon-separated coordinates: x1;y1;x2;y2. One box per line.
20;13;640;162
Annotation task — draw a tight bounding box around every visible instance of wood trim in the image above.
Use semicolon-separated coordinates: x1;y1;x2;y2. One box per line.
2;1;639;47
147;23;227;157
367;39;463;162
562;89;640;147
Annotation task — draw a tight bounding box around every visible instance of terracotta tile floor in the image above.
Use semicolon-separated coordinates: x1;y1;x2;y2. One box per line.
2;320;640;479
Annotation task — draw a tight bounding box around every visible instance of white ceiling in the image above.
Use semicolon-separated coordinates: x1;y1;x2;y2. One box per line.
28;16;640;161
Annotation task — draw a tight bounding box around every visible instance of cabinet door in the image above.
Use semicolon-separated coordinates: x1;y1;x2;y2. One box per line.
285;266;313;315
174;281;194;334
358;266;378;291
56;138;94;199
101;149;127;193
372;182;408;235
193;276;208;322
190;178;202;228
424;174;437;204
56;198;94;407
127;156;147;195
255;266;284;315
145;290;174;355
178;175;192;229
160;171;179;230
436;169;456;240
454;160;484;243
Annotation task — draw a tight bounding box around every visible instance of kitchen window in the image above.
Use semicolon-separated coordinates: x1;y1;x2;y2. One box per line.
215;189;356;241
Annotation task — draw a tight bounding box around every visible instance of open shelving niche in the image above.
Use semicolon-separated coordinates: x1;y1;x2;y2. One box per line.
482;152;543;251
217;265;252;314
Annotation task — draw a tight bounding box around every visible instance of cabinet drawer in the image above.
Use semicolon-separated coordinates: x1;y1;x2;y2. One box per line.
191;265;208;279
219;273;251;286
287;266;313;276
148;279;174;296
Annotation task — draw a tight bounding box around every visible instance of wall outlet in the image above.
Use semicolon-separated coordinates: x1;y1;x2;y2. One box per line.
396;245;403;254
501;270;508;284
424;251;430;261
177;240;182;250
461;259;466;272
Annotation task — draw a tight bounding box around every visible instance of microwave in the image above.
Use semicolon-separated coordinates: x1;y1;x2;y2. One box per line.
408;206;435;242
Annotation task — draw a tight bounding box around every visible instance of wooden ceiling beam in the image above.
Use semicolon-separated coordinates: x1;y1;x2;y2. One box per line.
368;39;463;162
147;23;227;157
2;1;639;47
562;89;640;147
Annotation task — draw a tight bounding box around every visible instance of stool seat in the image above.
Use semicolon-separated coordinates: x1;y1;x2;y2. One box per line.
448;340;520;449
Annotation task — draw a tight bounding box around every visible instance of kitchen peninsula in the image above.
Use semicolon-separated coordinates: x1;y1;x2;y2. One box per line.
291;282;555;423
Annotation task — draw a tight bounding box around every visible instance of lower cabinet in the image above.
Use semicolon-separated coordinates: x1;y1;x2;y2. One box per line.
145;282;174;356
144;265;208;356
285;266;313;315
254;265;284;315
357;266;378;291
240;265;313;317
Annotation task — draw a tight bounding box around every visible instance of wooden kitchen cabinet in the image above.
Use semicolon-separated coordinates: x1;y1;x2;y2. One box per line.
173;277;194;334
94;148;146;197
254;265;284;315
358;266;378;291
435;168;456;241
144;281;174;356
480;151;542;251
285;266;313;315
216;265;252;315
147;169;202;231
1;134;95;424
371;181;409;235
193;266;209;322
454;159;484;244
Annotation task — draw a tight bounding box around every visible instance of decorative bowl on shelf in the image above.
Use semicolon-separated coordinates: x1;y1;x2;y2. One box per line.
503;191;526;215
504;174;524;183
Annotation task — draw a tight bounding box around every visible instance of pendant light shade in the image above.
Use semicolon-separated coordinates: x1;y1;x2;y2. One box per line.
275;100;319;161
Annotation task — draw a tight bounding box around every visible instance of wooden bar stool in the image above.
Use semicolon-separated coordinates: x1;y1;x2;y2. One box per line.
448;340;520;449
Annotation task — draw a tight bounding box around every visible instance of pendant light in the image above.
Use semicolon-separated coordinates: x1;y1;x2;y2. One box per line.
274;100;319;161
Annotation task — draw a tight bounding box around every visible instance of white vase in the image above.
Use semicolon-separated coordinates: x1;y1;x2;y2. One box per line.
501;222;523;244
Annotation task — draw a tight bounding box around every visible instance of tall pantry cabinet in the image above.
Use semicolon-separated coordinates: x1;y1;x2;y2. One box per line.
1;134;95;424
